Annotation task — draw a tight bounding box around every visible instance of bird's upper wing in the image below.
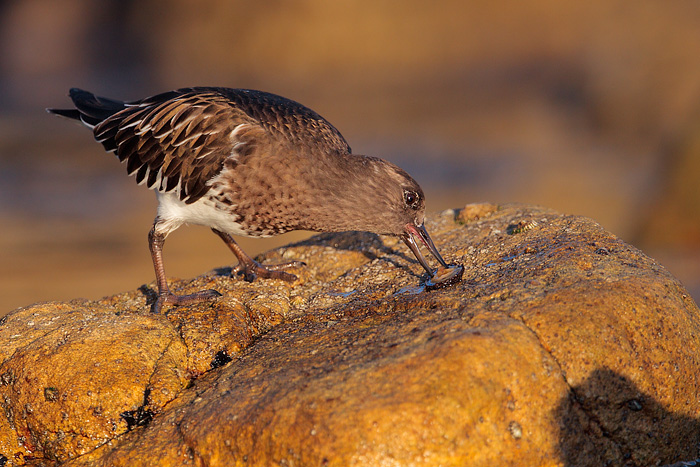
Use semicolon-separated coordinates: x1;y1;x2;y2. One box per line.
93;89;259;204
93;87;351;204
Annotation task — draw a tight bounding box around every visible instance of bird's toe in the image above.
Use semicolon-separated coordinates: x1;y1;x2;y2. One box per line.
234;260;303;283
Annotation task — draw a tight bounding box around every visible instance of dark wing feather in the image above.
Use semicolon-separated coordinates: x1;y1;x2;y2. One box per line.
53;87;353;205
215;88;352;156
48;88;127;129
93;90;257;204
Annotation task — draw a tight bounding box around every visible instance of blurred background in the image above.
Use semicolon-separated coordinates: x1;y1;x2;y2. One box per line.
1;0;699;313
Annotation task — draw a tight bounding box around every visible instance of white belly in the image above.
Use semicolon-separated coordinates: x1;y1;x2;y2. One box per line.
154;191;252;237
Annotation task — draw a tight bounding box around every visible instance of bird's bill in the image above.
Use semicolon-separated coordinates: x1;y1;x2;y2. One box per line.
401;223;449;275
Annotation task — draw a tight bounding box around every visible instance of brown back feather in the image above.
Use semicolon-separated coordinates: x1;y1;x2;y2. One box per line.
93;87;351;204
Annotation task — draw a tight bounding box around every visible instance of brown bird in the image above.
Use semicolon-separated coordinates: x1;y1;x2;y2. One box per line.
49;87;459;313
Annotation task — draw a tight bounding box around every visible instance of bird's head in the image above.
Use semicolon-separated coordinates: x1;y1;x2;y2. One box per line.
316;155;450;276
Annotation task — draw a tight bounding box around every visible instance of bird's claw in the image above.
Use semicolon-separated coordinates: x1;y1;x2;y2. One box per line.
233;260;305;283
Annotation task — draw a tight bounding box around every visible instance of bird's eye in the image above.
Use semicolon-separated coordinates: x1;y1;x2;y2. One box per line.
403;190;421;209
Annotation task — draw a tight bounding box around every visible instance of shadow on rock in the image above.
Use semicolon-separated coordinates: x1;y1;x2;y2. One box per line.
557;367;700;467
278;230;423;277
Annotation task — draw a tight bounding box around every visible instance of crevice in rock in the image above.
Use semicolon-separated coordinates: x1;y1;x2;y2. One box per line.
174;419;207;467
509;311;625;461
119;388;154;432
36;335;191;465
210;350;233;369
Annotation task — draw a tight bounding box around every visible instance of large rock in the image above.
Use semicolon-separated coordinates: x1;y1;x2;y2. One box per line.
0;204;698;466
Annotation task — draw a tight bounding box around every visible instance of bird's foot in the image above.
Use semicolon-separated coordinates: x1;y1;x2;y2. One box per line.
233;259;306;283
152;289;222;314
211;229;305;283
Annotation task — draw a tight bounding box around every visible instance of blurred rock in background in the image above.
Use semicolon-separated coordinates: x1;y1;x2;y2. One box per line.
1;0;699;312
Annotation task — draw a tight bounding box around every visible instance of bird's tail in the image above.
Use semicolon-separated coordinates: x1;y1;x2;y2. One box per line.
47;88;127;129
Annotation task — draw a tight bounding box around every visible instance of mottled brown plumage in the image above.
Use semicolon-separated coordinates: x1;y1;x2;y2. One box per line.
49;87;459;312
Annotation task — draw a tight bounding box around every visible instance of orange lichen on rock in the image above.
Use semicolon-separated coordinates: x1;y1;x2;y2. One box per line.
0;204;698;466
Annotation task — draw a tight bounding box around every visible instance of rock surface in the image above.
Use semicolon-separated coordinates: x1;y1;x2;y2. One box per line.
0;203;699;466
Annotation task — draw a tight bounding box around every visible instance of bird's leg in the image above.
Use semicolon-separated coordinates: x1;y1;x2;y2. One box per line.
148;225;221;313
212;228;304;282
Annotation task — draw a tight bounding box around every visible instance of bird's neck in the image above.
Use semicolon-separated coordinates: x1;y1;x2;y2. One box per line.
294;154;396;234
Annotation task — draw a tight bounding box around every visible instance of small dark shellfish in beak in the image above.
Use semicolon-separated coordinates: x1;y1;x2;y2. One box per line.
401;223;464;289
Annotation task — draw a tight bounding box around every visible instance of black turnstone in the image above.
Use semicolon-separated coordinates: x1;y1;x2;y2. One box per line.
49;87;463;312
